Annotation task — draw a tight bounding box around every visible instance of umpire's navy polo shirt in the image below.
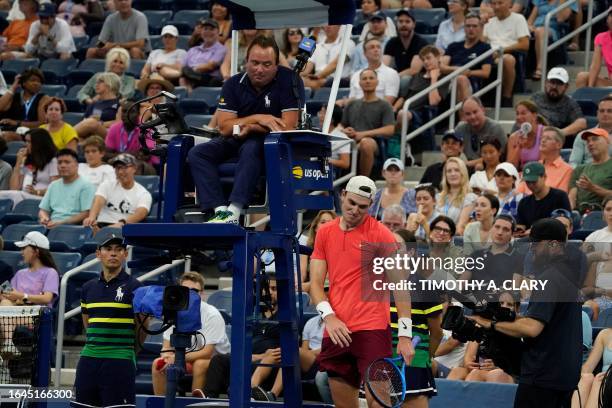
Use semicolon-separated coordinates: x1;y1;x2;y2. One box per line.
217;65;305;118
80;270;142;361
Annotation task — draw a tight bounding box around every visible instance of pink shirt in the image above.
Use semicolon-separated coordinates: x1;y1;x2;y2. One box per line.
105;123;159;165
595;31;612;77
11;266;59;307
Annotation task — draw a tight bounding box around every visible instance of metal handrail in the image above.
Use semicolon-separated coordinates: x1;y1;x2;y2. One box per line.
400;46;503;164
541;1;604;90
53;257;187;387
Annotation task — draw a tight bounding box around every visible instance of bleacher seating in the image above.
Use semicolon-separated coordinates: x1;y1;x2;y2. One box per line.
66;59;105;86
412;8;446;34
0;199;13;221
63;112;84;126
0;250;26;272
40;59;78;85
178;99;210;115
1;58;40;82
594;308;612;328
41;84;68;97
207;289;233;316
47;225;94;253
170;10;210;28
135;175;160;201
0;200;42;226
184;114;213;128
2;223;46;250
127;60;147;78
582;211;605;230
190;87;222;111
2;141;25;166
572;87;612;116
52;252;82;274
143;10;173;34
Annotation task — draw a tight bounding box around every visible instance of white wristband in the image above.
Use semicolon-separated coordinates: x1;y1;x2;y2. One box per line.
398;317;413;338
316;300;335;319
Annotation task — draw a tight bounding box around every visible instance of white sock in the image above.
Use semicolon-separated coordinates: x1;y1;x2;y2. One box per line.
214;206;228;213
228;203;242;215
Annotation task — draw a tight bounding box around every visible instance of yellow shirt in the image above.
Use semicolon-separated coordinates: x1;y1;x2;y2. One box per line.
41;122;78;150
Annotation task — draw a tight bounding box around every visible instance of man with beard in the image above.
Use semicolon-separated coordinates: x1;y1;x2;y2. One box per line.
470;218;582;408
531;67;587;140
351;12;391;72
420;130;465;189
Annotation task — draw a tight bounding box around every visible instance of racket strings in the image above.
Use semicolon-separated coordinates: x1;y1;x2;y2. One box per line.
367;360;404;407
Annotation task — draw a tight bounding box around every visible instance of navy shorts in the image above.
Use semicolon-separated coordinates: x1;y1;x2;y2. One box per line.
72;356;136;407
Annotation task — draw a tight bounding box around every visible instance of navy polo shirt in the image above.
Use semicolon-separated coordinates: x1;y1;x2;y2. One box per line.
80;270;142;361
217;65;305;118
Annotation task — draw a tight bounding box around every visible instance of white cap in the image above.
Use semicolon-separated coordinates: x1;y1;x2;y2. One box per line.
160;25;179;37
15;231;50;250
383;157;404;171
547;67;569;84
345;175;377;200
494;162;519;179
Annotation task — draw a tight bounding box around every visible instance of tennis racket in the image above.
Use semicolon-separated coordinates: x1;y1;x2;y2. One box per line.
365;336;421;408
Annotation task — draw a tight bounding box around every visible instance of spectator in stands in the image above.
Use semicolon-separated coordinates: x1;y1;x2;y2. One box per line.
40;97;78;151
381;204;407;232
433;326;467;379
462;193;499;254
470;218;582;408
573;328;612;408
516;161;571;234
75;233;146;408
351;13;391;72
355;1;396;41
527;0;574;80
569;129;612;213
435;0;467;52
448;291;521;383
576;9;612;88
210;1;231;44
78;135;115;188
531;67;587;138
1;231;58;308
302;25;355;89
0;68;51;142
469;138;503;194
494;162;522;218
570;96;612;168
281;28;304;70
317;105;351;172
483;0;530;107
383;9;428;92
188;18;205;49
420;131;464;191
427;215;464;282
83;153;152;231
550;207;573;238
38;148;95;228
1;128;58;206
441;13;492;99
341;68;395;177
152;272;230;396
58;0;104;38
405;183;440;240
438;157;476;235
299;210;336;293
348;38;399;106
219;29;259;80
77;47;136;105
517;126;572;193
480;0;528;22
506;99;546;170
454;96;506;167
16;3;75;60
180;19;226;92
370;157;416;219
74;72;121;139
187;36;303;224
394;45;450;153
0;139;10;190
0;0;38;61
140;25;186;84
85;0;149;60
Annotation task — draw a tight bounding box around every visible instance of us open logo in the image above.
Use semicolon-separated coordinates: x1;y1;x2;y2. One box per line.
292;166;328;181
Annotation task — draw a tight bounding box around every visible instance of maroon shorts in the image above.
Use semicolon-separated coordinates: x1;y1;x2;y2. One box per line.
317;329;392;388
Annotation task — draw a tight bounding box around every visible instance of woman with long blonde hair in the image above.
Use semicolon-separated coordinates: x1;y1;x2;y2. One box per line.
438;157;477;235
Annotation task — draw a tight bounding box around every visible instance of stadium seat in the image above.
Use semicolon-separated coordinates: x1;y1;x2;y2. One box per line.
0;199;13;220
184;114;213;128
0;251;26;272
40;84;68;97
127;59;147;79
135;175;160;201
1;58;40;83
594;308;612;328
63;112;84;126
52;252;82;274
64;85;85;112
73;36;89;51
412;8;447;34
582;211;605;230
0;199;42;226
143;10;173;34
2;223;46;250
572;87;612;116
66;59;105;86
173;86;188;99
171;10;210;28
422;34;437;45
149;35;163;51
560;148;571;162
311;87;350;102
2;141;25;167
190;87;222;112
40;59;78;85
47;225;94;252
207;290;232;315
453;236;464;247
132;0;162;10
569;229;594;241
177;35;190;50
178;99;209;115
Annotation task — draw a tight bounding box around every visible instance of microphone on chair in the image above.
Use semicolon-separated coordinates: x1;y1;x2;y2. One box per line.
519;122;532;138
294;36;316;74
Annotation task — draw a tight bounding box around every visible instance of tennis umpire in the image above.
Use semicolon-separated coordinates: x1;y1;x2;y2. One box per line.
72;233;148;407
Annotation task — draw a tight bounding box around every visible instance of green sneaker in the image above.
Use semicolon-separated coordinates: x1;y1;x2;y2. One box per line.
206;210;239;224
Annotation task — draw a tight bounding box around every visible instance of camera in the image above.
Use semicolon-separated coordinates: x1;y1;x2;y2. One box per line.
133;285;201;334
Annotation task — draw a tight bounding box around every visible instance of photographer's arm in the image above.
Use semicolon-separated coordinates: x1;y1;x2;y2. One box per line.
470;315;544;338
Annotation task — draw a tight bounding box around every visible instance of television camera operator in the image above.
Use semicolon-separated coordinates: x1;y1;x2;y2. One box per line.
469;218;582;408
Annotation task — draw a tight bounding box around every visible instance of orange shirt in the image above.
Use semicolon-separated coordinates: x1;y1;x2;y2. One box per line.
2;17;38;48
312;216;396;334
517;156;573;194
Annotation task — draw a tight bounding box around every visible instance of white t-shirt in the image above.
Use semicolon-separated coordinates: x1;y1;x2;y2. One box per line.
348;64;400;100
146;48;188;72
585;227;612;244
330;127;351;161
302;315;324;350
163;301;231;355
95;180;152;223
469;170;498;193
309;36;355;78
484;12;530;50
21;158;58;191
78;163;116;188
434;329;466;370
24;18;76;56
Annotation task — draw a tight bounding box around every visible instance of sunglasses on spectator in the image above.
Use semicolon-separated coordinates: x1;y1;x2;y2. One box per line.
288;30;301;35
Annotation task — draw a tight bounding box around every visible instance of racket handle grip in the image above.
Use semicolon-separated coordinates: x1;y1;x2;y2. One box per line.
411;336;421;347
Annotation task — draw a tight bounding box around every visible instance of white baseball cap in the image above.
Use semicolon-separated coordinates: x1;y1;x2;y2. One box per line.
547;67;569;84
160;25;179;37
494;162;519;179
383;158;404;171
15;231;50;250
345;175;377;200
